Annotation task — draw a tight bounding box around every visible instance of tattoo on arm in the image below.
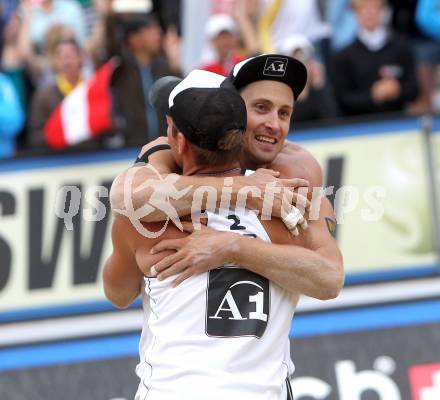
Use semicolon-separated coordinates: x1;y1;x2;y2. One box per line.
325;217;337;238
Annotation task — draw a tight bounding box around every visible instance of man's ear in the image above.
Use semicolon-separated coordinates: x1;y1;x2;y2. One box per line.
176;132;187;155
165;116;173;138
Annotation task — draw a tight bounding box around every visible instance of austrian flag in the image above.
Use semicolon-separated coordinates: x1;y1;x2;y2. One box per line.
44;59;117;149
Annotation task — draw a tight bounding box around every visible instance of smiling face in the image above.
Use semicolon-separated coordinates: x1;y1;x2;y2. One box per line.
240;80;294;168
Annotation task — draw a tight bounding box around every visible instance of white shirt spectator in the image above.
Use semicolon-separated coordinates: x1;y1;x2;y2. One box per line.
29;0;87;50
270;0;330;50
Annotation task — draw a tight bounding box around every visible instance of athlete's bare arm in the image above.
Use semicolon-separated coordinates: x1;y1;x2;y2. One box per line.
104;193;342;304
149;196;343;300
103;215;189;308
102;214;242;307
230;197;343;299
103;216;144;308
110;138;311;223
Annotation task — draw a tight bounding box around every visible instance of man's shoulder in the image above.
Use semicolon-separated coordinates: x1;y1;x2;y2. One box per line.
270;141;323;188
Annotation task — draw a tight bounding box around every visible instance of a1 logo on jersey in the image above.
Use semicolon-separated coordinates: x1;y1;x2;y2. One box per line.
205;267;269;338
409;363;440;400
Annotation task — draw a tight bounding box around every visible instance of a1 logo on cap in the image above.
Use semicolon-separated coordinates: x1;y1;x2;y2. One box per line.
263;57;288;77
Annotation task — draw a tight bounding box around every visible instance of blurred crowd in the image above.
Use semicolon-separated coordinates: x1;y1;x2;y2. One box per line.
0;0;439;159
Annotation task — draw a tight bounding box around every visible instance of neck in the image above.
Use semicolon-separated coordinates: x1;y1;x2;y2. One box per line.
358;26;388;51
134;51;152;66
218;50;234;67
360;25;385;34
183;163;242;177
63;72;81;86
218;51;230;65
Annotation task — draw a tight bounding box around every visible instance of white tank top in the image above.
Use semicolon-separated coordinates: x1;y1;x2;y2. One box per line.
135;208;299;400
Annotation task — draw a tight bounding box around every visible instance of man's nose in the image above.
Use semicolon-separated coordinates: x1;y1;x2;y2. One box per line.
264;111;281;132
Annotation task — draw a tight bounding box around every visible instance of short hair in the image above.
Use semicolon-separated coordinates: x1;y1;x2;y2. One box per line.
54;38;81;52
44;24;79;58
190;128;243;166
171;124;243;166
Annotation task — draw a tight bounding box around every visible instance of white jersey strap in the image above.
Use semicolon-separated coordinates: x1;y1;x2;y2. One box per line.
242;168;254;176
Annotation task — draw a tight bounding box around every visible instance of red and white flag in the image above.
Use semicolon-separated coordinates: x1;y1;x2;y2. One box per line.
44;59;117;149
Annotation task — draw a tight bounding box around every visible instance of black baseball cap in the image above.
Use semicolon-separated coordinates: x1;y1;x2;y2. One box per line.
148;76;182;115
226;53;307;100
168;70;246;151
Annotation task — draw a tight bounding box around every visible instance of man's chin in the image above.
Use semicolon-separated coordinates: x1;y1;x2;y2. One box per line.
249;149;277;167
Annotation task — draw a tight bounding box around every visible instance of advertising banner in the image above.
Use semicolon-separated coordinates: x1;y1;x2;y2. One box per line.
0;118;439;317
1;321;439;400
0;152;134;312
296;119;440;282
291;323;440;400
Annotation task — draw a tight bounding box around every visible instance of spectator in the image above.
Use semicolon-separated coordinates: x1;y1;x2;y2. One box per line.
0;72;25;158
416;0;440;40
326;0;357;51
153;0;182;33
261;0;330;60
389;0;440;114
0;0;19;25
74;0;96;37
1;10;28;107
232;0;262;56
16;0;87;87
332;0;418;116
22;0;86;52
1;9;34;151
103;11;181;145
199;14;245;76
197;2;261;75
1;1;19;52
416;0;440;113
278;34;339;126
27;38;83;148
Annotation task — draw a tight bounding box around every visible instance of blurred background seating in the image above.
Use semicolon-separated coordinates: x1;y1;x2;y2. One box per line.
0;0;436;159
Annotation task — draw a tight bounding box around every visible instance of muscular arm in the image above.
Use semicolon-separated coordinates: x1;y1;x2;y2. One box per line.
151;197;343;299
230;198;343;299
103;216;144;308
148;150;343;300
103;214;189;308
